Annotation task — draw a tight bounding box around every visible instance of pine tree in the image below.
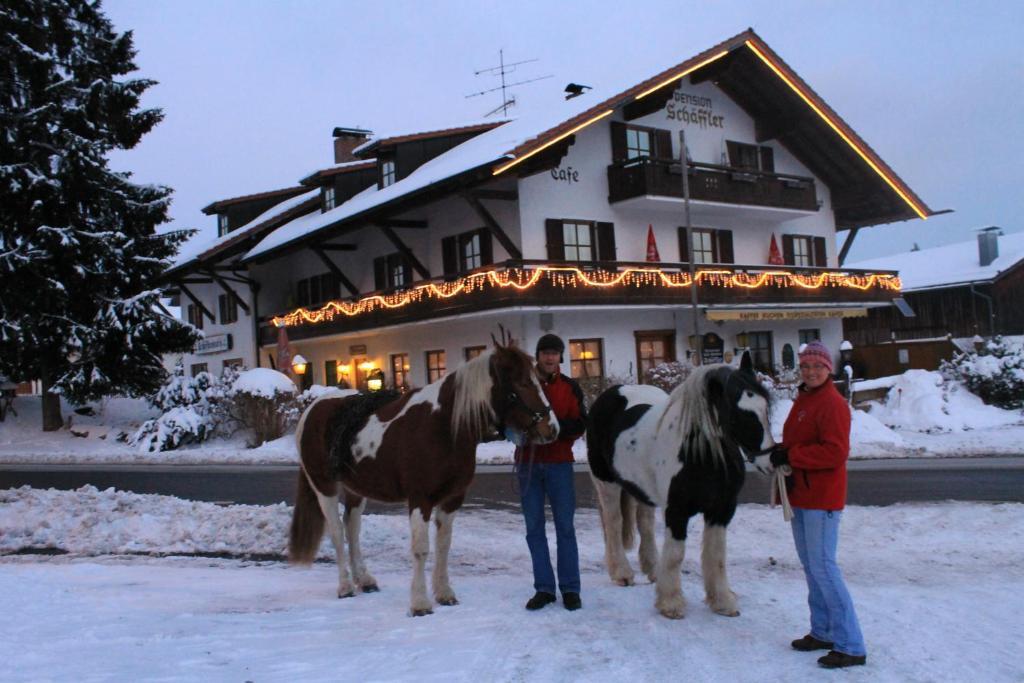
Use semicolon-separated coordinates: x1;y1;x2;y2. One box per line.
0;0;201;430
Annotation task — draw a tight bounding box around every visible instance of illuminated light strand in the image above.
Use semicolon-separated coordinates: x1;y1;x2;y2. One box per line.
492;110;614;176
271;265;901;328
744;40;928;221
634;50;731;100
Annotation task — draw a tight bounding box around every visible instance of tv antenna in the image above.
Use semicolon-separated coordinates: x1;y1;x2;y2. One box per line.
466;49;552;118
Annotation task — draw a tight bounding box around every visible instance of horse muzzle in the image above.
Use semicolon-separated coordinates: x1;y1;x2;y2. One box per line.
742;445;775;475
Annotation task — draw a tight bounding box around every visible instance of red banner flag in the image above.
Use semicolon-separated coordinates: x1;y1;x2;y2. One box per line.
646;225;661;262
276;323;294;378
768;233;784;265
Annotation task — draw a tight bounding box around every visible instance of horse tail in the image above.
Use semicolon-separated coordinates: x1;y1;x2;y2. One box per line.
620;490;637;550
289;470;325;565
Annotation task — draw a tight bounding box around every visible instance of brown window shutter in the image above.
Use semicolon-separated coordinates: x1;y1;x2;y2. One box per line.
596;222;616;262
479;228;493;265
759;146;775;172
610;121;627;162
373;257;386;290
782;235;795;265
442;236;457;275
654;128;673;160
726;140;741;167
717;229;734;264
677;226;689;262
545;219;565;260
813;236;827;267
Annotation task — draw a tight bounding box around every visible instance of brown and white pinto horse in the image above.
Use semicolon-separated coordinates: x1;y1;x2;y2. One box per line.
289;340;558;616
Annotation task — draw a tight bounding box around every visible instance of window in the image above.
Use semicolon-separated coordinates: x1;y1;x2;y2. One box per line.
218;293;238;325
391;353;410;390
442;229;493;276
217;214;230;237
426;350;446;384
380;159;396;187
297;273;341;307
324;360;338;387
781;344;795;369
678;227;734;264
461;232;482;270
611;122;672;163
464;346;486;361
187;303;204;330
799;329;821;345
373;253;411;290
569;339;603;379
545;219;615;262
635;331;675;383
190;363;208;377
323;186;335;212
625;127;652;160
782;235;827;268
222;358;244;373
747;331;774;373
726;141;774;172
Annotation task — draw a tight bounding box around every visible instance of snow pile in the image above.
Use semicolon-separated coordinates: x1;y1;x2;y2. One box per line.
867;369;1020;433
229;368;296;399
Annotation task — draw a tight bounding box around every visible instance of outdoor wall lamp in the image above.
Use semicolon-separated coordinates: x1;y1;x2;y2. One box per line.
367;368;385;392
291;354;308;376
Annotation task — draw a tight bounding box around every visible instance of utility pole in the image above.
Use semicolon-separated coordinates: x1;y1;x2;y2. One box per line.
679;129;702;365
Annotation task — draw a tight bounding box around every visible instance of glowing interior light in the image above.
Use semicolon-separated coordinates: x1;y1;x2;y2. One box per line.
492;110;614;176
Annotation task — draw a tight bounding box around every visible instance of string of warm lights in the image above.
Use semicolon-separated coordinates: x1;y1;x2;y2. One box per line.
271;265;901;328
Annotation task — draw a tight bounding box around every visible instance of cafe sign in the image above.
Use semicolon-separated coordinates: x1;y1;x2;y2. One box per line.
705;308;867;322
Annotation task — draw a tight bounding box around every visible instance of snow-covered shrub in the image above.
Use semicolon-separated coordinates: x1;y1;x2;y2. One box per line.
760;365;801;402
940;337;1024;410
227;368;297;447
644;361;693;394
130;362;233;451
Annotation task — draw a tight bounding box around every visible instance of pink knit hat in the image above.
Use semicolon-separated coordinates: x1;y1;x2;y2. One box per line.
799;340;833;372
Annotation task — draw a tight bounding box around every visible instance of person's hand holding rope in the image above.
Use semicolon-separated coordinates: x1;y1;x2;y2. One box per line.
769;445;793;521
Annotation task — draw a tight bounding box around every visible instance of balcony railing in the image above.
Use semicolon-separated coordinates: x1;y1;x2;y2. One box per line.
261;260;898;343
607;157;818;211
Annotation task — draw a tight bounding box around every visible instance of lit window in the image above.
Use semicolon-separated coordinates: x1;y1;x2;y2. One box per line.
464;346;486;361
569;339;603;379
391;353;410;390
426;350;446;383
563;222;593;262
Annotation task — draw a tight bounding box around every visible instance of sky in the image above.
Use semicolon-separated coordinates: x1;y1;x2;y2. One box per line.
3;486;1023;681
102;0;1024;262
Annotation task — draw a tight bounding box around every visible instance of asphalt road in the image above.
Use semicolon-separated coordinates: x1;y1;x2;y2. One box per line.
2;457;1022;511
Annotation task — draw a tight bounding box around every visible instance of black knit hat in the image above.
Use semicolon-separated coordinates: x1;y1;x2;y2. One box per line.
535;333;565;361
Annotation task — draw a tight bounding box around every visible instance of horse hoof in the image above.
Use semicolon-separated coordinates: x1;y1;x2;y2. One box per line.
361;584;380;593
714;607;740;617
337;590;356;599
614;577;634;587
658;608;686;620
436;596;458;606
410;608;433;617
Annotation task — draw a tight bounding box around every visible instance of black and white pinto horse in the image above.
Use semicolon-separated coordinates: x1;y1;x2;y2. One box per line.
289;341;558;616
587;353;774;619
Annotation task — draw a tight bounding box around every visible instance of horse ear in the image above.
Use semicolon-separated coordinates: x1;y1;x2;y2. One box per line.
739;350;754;375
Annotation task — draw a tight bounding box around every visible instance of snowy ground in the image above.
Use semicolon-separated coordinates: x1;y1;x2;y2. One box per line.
1;370;1021;465
1;486;1023;682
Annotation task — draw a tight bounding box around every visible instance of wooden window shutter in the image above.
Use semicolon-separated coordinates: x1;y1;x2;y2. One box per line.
654;129;673;160
716;229;735;264
218;295;227;323
726;140;742;167
677;227;689;262
610;121;628;162
596;222;616;262
373;257;386;290
813;236;827;267
479;228;493;266
759;146;775;172
782;235;795;266
545;219;565;260
442;236;457;275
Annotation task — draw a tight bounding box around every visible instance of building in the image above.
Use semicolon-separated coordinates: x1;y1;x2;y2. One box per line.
163;29;934;390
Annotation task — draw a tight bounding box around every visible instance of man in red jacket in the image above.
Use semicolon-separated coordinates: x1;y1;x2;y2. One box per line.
770;341;867;668
515;334;587;611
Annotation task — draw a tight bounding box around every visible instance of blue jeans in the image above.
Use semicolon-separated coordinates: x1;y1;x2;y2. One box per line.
791;507;866;656
517;462;581;595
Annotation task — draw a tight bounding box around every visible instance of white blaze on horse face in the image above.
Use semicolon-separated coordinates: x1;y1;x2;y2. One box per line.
351;383;443;462
737;389;775;474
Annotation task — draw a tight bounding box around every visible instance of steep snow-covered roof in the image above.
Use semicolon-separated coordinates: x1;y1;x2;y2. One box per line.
846;230;1024;291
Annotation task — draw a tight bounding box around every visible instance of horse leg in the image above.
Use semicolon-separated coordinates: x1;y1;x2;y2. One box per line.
592;477;635;586
343;493;378;593
408;505;434;616
636;502;658;583
702;521;739;616
654;510;690;619
309;474;355;599
432;506;458;606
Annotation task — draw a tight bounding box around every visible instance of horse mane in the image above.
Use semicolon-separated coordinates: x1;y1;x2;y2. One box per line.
658;364;729;468
451;349;496;440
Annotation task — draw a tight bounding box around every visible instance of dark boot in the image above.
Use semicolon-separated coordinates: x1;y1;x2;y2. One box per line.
818;650;867;668
791;634;834;651
562;592;582;611
525;591;556;611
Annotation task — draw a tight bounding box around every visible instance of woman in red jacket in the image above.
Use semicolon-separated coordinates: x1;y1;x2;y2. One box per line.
769;341;867;669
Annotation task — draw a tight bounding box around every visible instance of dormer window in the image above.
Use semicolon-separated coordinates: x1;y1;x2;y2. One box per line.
380;159;396;188
323;186;335;212
217;214;230;237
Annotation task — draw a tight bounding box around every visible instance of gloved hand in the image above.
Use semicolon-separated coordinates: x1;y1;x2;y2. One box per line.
769;445;789;467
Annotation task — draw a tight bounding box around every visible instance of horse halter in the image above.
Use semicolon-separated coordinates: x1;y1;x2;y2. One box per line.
500;389;549;431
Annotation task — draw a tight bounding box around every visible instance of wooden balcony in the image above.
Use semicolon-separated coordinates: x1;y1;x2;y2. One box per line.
260;260;898;344
607;158;819;212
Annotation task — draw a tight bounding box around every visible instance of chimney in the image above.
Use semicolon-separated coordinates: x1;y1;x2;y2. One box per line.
977;226;1002;267
332;127;372;163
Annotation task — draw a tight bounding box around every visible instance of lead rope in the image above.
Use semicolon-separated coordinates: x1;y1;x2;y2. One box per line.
770;465;793;522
